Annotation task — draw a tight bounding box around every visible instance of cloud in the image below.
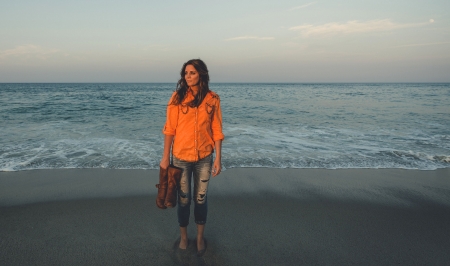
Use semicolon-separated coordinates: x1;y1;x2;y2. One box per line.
290;2;317;10
142;44;170;52
289;19;430;37
392;41;450;48
225;36;275;41
0;45;59;60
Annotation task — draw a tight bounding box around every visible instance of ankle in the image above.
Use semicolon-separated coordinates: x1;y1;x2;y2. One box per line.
179;237;188;249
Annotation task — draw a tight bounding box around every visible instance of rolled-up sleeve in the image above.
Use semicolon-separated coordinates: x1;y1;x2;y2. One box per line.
162;93;178;136
211;97;225;141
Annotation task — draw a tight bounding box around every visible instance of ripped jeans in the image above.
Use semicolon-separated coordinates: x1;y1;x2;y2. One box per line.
173;153;212;227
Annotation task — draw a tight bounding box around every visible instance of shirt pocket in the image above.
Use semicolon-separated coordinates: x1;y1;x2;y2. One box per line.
180;104;189;114
205;99;215;115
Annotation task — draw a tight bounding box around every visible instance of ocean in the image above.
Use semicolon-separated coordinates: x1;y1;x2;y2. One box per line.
1;83;449;171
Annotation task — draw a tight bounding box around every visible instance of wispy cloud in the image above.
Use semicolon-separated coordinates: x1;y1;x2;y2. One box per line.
392;41;450;48
289;19;431;37
142;44;171;52
225;36;275;41
0;44;59;59
290;2;317;11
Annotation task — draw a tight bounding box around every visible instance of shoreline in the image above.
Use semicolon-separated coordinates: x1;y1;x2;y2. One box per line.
2;164;449;174
1;168;449;265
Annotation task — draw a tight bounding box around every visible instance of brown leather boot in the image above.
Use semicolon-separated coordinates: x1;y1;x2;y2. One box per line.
164;166;182;208
155;166;168;209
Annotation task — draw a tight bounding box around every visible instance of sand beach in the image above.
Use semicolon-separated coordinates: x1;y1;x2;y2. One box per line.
1;168;449;265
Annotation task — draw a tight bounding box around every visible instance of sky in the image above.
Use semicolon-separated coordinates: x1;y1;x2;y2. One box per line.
1;0;449;82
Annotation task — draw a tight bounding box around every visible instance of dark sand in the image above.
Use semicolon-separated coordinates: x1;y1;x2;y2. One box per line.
1;168;449;265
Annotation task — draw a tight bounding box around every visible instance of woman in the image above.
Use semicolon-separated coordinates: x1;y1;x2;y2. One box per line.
160;59;224;256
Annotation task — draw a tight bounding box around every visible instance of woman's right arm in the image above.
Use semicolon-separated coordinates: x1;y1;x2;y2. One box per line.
161;93;178;169
160;134;174;169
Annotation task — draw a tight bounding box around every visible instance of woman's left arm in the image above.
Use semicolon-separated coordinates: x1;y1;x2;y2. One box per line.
212;140;222;177
211;94;224;177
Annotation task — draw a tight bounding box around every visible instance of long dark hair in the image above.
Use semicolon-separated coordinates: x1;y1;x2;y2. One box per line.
171;59;210;107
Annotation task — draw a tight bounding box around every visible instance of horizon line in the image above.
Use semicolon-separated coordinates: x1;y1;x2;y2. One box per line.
1;81;450;84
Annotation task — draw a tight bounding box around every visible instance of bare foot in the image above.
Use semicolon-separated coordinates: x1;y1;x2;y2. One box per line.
197;237;205;252
179;238;188;250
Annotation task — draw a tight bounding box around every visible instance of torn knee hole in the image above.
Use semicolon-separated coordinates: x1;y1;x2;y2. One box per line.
197;194;206;202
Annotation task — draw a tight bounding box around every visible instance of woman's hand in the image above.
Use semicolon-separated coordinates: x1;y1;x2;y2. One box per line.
212;159;221;177
160;158;170;169
212;140;222;177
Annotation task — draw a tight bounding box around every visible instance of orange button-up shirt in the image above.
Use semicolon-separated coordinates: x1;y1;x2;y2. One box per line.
162;90;225;162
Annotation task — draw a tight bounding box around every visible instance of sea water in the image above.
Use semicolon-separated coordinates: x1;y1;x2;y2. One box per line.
1;83;449;171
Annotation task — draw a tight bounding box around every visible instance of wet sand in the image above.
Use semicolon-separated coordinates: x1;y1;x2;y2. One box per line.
1;168;449;265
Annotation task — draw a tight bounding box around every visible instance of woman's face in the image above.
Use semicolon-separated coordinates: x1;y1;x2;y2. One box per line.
184;64;200;88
